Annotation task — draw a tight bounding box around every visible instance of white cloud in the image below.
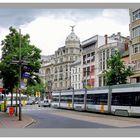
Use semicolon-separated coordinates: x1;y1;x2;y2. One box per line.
0;9;130;57
20;16;76;55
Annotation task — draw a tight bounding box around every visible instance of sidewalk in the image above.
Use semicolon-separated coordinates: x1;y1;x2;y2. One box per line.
0;112;34;128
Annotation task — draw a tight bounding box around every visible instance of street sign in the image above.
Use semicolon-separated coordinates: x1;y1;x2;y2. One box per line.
20;82;27;90
22;72;30;78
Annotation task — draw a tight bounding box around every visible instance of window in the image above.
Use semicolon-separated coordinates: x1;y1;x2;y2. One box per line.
99;61;102;71
70;56;73;61
70;49;73;53
87;53;90;57
60;58;63;63
87;67;90;76
87;94;108;105
99;77;102;87
103;50;105;60
103;76;106;86
79;74;80;81
83;55;86;64
133;44;140;54
133;9;140;21
74;94;84;104
91;52;95;62
83;68;86;77
111;48;115;56
106;49;110;59
132;26;140;38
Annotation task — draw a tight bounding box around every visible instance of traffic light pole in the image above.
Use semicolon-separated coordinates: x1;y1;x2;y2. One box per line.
4;89;7;112
19;28;22;121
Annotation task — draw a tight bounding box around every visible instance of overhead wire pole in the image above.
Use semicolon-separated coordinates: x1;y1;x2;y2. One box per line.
19;28;22;121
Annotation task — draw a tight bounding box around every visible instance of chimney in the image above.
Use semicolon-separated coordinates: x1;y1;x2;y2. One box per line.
117;32;121;36
104;34;108;45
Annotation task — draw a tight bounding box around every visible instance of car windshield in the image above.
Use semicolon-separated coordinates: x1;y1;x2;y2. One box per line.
44;100;48;103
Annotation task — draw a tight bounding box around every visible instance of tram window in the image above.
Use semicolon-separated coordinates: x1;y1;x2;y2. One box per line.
87;94;107;105
134;93;140;106
52;96;59;102
60;95;72;103
112;93;133;106
74;94;84;104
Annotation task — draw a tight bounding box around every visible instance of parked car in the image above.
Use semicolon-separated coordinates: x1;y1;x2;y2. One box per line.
35;100;39;104
27;100;34;105
38;100;51;107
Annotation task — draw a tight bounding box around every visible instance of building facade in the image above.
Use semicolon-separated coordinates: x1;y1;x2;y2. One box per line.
81;35;105;88
96;33;130;87
70;59;83;89
39;55;54;90
52;27;81;90
39;27;81;91
129;8;140;83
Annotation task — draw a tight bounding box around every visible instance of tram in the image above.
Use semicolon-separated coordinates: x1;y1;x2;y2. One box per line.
51;83;140;117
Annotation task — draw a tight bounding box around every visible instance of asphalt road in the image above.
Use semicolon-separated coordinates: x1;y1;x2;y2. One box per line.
22;105;116;128
22;105;140;128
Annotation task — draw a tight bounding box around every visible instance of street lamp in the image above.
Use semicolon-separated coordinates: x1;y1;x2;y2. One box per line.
10;29;29;121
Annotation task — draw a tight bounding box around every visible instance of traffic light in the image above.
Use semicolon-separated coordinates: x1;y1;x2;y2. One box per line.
1;95;4;100
2;89;9;94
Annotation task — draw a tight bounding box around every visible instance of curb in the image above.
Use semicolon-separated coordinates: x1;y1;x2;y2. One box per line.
23;118;36;128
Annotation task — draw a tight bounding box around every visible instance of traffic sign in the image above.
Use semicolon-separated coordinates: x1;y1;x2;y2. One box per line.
22;72;30;78
20;82;27;90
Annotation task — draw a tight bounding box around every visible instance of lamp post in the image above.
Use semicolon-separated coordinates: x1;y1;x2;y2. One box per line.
19;28;22;121
10;29;29;121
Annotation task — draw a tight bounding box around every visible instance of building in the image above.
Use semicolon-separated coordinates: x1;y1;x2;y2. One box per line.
39;54;54;93
52;26;81;90
96;33;130;87
39;26;81;91
70;59;83;89
129;8;140;83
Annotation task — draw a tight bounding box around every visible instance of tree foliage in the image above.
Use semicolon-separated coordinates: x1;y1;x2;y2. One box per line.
0;27;42;92
104;51;133;86
26;82;45;96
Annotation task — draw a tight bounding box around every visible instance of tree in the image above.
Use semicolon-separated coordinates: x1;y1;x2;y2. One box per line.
0;27;42;93
104;51;133;86
26;82;45;98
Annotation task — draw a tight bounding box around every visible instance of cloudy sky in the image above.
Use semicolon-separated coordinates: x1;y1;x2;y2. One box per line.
0;9;130;56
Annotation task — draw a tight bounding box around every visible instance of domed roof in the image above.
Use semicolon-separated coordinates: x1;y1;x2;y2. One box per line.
65;26;80;45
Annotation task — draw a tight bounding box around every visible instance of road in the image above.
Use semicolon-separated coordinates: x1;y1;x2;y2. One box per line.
22;104;140;128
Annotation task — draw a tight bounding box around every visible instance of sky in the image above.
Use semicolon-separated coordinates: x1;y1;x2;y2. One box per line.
0;9;130;57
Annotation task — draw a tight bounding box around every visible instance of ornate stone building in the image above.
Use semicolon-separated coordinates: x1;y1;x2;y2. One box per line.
53;26;81;90
39;27;81;91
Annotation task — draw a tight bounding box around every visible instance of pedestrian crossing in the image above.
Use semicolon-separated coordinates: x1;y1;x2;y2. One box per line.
22;106;62;112
22;107;51;111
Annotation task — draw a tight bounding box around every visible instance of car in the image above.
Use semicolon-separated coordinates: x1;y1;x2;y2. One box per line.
38;100;51;107
27;100;34;105
35;100;39;104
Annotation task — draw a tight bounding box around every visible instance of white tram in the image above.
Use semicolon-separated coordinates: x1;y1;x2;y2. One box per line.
51;83;140;117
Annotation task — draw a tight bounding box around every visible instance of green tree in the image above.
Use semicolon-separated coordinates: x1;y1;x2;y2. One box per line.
104;51;133;86
26;82;45;97
0;27;42;93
